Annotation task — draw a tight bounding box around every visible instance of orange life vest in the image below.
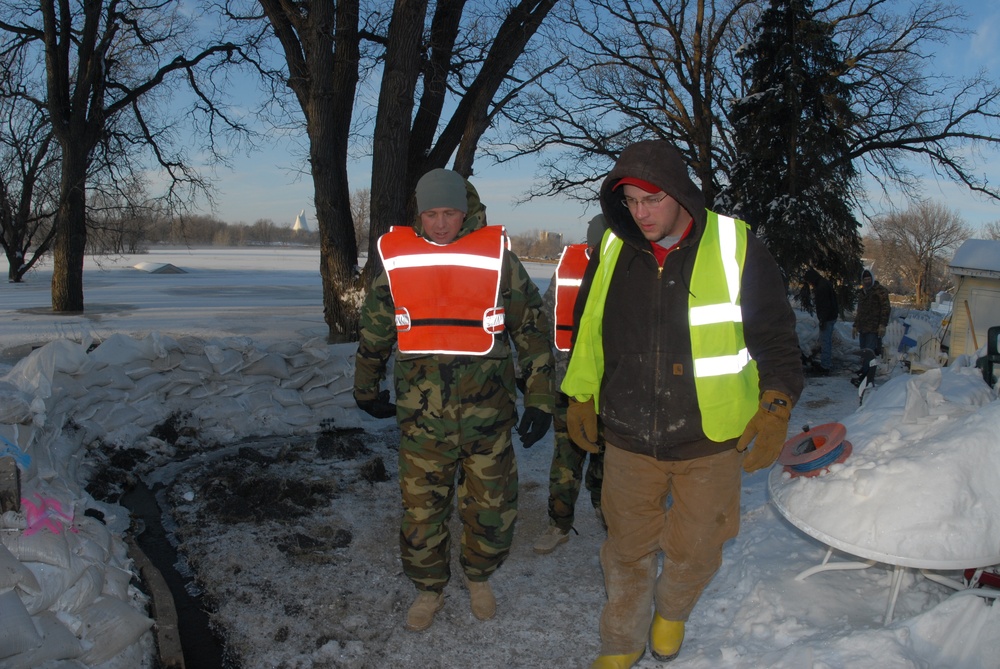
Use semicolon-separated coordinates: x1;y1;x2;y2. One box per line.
553;243;590;351
378;225;508;355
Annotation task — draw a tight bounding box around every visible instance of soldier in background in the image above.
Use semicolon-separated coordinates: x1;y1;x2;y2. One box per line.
534;214;608;555
352;168;554;633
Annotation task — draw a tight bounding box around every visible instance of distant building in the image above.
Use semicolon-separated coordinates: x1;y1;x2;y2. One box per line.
292;210;310;232
539;230;563;246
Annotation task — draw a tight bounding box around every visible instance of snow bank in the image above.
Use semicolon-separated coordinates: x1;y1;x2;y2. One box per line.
771;363;1000;566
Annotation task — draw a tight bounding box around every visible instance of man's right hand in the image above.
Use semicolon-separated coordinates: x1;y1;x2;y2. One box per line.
354;389;397;419
567;396;600;454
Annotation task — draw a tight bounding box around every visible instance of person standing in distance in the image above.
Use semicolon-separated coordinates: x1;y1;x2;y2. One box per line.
562;140;804;668
803;268;838;376
353;168;554;633
533;214;609;555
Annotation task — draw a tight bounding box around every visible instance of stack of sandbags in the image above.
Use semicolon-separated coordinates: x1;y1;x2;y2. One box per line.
0;332;364;667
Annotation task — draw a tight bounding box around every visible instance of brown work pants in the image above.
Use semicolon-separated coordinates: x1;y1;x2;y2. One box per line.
598;444;742;655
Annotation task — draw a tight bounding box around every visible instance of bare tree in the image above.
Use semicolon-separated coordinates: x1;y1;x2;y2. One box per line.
350;187;371;253
869;201;970;308
0;1;245;311
982;220;1000;241
499;0;1000;221
0;45;58;282
226;0;558;341
496;0;755;206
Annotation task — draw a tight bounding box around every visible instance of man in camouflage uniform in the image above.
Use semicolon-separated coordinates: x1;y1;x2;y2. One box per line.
534;214;608;555
353;168;554;632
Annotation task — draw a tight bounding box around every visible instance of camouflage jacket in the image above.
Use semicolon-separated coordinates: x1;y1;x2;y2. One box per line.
354;180;555;415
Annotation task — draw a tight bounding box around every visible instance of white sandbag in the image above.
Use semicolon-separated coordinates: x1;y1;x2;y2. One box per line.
0;382;34;424
54;564;104;614
130;371;172;398
266;339;302;359
302;336;334;361
87;333;158;366
241;353;290;379
49;374;90;401
0;587;42;659
238;389;281;415
173;336;207;356
81;365;136;391
123;397;172;431
1;610;83;668
301;373;338;394
271;387;305;407
150;349;185;372
2;528;73;570
191;397;244;425
278;368;317;390
89;401;144;434
3;340;91;399
204;345;245;376
120;359;160;380
101;564;133;601
188;382;227;400
71;517;112;564
21;560;85;614
75;595;153;665
0;543;40;595
302;386;336;407
177;353;216;377
277;404;315;427
283;352;320;368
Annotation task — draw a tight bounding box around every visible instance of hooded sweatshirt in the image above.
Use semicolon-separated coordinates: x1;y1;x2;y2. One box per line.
567;140;803;461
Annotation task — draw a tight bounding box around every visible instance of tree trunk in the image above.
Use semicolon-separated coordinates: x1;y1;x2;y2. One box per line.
367;0;429;269
51;150;88;312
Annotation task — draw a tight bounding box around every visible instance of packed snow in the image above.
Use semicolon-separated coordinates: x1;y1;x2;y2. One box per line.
1;247;998;669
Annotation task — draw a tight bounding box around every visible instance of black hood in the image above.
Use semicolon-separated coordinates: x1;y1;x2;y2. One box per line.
599;140;706;250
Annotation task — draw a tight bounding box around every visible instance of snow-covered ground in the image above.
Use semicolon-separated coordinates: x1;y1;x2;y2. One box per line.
1;247;998;668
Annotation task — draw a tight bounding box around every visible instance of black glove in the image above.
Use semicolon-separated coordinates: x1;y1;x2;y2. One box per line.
354;390;397;419
516;407;552;448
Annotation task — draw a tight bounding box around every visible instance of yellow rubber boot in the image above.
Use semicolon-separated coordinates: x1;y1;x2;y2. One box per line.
650;614;684;661
590;650;645;669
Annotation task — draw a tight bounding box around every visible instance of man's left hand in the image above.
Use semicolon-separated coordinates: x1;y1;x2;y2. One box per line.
737;390;792;473
516;407;552;448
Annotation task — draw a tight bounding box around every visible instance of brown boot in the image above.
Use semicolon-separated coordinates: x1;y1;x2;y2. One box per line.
463;574;496;620
404;591;444;632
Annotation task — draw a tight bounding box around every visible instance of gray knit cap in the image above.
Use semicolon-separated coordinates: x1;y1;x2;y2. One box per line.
415;168;468;214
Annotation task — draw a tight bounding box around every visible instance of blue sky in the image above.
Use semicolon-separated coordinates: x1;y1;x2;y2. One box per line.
203;2;1000;241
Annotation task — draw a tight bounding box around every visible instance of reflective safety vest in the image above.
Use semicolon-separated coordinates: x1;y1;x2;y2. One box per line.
562;212;759;441
553;243;591;351
377;225;508;355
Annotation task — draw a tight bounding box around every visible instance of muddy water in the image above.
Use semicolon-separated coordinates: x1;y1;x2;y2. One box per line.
122;480;233;669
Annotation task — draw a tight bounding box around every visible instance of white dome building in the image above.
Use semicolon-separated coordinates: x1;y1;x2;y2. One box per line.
292;209;310;232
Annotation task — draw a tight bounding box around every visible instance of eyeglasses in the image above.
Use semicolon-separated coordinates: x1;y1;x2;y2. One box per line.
621;193;668;210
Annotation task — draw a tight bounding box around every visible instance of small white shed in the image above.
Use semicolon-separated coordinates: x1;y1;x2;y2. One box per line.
947;238;1000;361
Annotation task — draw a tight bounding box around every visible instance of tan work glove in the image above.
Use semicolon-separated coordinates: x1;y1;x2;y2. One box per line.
567;396;600;454
737;390;792;473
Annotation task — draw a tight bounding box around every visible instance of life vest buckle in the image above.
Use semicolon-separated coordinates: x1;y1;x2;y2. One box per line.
483;307;505;334
395;307;412;332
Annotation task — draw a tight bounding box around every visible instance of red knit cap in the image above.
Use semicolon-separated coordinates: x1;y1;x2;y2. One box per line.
614;176;661;193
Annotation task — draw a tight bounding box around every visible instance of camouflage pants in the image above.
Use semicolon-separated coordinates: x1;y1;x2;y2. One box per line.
547;392;603;531
395;356;519;592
